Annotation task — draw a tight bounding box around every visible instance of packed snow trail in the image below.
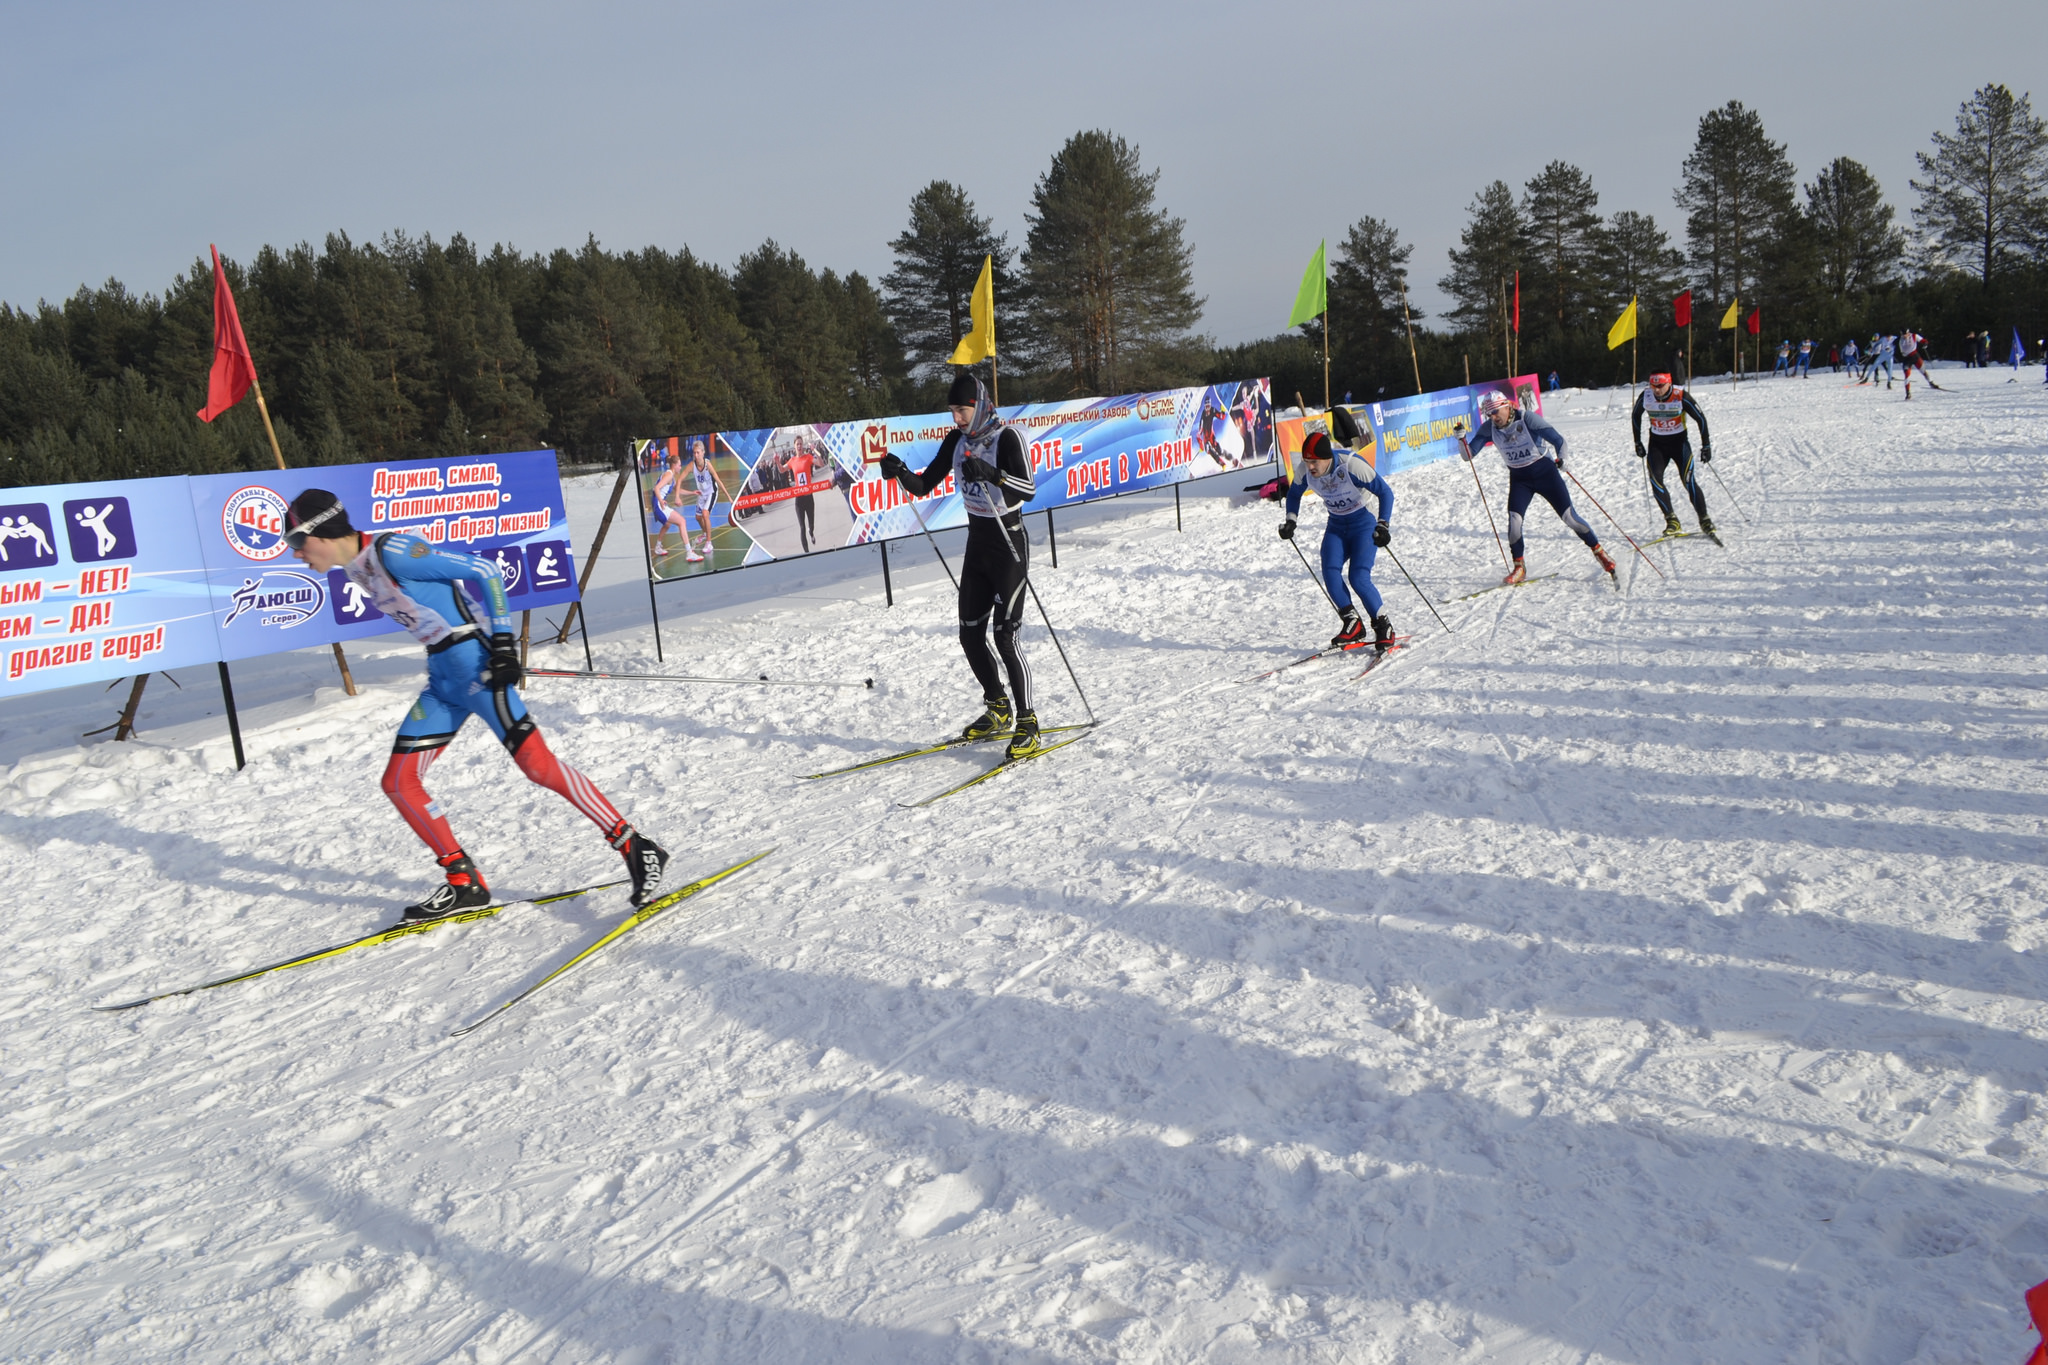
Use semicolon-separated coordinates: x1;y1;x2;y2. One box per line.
3;367;2045;1362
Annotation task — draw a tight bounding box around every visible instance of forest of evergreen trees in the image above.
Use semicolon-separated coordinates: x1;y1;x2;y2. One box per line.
4;93;2043;489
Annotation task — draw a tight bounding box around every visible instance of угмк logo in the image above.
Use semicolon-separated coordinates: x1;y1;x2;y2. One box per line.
222;485;291;561
222;570;325;629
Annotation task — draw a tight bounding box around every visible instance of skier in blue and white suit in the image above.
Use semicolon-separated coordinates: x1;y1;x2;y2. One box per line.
1459;390;1616;585
1280;429;1397;653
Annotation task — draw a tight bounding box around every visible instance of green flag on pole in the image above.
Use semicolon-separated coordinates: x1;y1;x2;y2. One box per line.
1287;240;1327;329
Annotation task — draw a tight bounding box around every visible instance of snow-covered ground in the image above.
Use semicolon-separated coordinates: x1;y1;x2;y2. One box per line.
4;365;2046;1364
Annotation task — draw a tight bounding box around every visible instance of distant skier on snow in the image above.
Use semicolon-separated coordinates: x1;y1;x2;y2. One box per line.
1459;391;1616;585
1631;373;1717;539
1897;328;1941;397
1280;426;1396;652
285;490;671;921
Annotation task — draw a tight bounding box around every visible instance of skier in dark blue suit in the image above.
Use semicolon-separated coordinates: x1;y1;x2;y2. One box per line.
1459;390;1616;585
1281;429;1397;652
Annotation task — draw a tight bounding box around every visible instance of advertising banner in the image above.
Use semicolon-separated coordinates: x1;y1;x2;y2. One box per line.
1366;374;1544;477
634;379;1274;582
0;476;222;701
1275;376;1545;482
188;450;579;661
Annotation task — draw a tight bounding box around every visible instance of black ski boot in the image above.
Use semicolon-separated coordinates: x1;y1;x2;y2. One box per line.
403;852;492;922
1371;614;1396;654
612;825;671;908
1331;608;1366;649
1005;710;1042;760
962;695;1013;741
1698;515;1717;536
1663;513;1683;537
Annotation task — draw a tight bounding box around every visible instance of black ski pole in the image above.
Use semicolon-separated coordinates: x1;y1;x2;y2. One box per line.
906;496;1094;725
1024;577;1096;725
1701;453;1749;524
1287;533;1345;615
527;668;874;689
1379;543;1452;634
899;494;960;589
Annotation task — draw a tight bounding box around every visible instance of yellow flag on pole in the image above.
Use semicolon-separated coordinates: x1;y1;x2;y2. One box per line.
1606;297;1639;351
948;255;995;365
1719;297;1740;330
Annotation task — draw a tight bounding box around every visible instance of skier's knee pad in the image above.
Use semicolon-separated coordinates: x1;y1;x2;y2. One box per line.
503;715;540;759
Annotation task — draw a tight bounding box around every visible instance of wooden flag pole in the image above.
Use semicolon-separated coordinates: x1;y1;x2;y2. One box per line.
250;368;357;698
1321;306;1331;412
1400;282;1424;395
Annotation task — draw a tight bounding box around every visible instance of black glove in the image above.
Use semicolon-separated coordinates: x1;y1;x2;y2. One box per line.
959;455;997;484
1278;519;1296;540
878;453;910;482
1700;444;1713;464
1373;522;1390;548
1634;440;1647;459
482;632;523;689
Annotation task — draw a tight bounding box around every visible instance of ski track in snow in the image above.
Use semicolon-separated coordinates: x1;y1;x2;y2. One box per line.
3;368;2047;1363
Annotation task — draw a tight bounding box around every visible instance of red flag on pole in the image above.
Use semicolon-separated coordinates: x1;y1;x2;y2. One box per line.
1513;272;1520;334
2025;1278;2048;1365
197;244;258;423
1745;308;1761;336
1673;290;1692;328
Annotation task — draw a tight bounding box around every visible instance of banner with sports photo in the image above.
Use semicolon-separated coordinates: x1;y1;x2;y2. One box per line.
188;451;579;662
1275;377;1545;483
0;475;223;700
634;379;1274;581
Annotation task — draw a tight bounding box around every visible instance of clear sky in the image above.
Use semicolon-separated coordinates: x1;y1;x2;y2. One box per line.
2;0;2041;345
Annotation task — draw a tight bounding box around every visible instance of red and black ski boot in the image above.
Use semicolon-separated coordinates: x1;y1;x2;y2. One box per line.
403;852;493;922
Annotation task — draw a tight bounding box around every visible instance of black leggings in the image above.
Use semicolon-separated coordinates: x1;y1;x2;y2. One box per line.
1645;437;1709;522
794;494;816;552
958;518;1032;712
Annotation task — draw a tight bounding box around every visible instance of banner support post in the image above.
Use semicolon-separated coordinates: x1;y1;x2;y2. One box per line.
576;599;596;671
630;461;664;662
1046;510;1057;568
114;674;149;741
216;662;246;771
1174;482;1182;532
880;540;893;607
556;461;632;644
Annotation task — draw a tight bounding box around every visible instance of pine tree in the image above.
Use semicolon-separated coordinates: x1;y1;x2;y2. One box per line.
733;242;856;422
1020;130;1204;395
1439;180;1527;368
881;182;1017;379
1326;216;1417;398
538;238;663;456
1911;83;2048;284
1674;101;1799;308
1594;211;1686;310
1805;158;1905;298
1521;161;1602;337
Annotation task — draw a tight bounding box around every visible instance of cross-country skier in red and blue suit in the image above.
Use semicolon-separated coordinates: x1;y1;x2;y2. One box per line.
286;489;669;921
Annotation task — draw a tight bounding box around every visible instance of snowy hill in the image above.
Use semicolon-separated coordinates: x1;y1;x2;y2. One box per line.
5;365;2046;1363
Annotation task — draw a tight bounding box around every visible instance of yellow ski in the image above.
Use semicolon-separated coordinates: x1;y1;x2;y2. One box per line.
450;849;774;1037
